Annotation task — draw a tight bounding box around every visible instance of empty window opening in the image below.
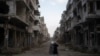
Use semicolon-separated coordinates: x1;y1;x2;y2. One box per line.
83;4;86;12
0;1;9;14
89;2;94;13
34;31;38;37
90;33;95;45
85;31;88;45
77;15;81;22
34;20;39;25
0;28;4;48
89;23;94;32
34;10;40;15
73;10;77;16
96;27;100;31
8;29;14;47
97;33;100;45
96;1;100;10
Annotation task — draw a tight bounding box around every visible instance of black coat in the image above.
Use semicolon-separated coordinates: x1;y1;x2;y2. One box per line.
49;43;58;54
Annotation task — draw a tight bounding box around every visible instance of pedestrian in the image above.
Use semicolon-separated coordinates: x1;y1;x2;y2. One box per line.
49;41;59;56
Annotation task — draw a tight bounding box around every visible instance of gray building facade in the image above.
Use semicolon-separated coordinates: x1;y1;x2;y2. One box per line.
0;0;49;54
59;0;100;52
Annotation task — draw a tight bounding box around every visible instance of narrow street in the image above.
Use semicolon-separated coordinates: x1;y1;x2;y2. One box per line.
0;41;100;56
11;42;100;56
0;0;100;56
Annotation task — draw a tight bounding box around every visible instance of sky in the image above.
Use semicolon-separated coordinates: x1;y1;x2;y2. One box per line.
39;0;68;37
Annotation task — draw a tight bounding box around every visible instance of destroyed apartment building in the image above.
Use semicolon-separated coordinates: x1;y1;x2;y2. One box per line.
0;0;50;53
57;0;100;52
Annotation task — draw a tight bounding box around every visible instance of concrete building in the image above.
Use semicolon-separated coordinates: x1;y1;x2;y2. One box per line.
53;27;61;43
0;0;48;54
38;17;50;44
59;0;100;52
33;17;50;45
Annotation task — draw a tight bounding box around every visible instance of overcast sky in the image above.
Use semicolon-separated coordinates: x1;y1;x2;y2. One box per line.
39;0;68;37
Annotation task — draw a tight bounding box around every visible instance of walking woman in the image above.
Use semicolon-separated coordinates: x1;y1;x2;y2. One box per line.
49;41;59;56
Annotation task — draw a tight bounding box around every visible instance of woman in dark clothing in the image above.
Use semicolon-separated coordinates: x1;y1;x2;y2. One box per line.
49;41;59;56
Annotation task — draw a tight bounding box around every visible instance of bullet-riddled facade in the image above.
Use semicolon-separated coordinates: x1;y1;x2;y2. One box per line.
38;17;50;44
33;17;50;45
59;0;100;52
53;27;61;42
0;0;49;53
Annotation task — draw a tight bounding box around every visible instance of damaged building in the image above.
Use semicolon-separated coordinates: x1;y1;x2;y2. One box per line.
38;17;50;44
59;0;100;52
32;17;50;46
0;0;49;54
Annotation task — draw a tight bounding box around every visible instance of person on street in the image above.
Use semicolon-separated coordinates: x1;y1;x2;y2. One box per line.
49;41;59;56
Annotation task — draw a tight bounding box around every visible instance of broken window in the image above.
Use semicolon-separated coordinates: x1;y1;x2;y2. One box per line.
34;10;40;16
83;4;86;12
77;15;81;21
97;33;100;45
88;2;94;13
34;30;38;37
0;1;9;14
0;28;4;48
96;1;100;10
34;20;39;25
96;27;100;32
89;33;95;46
73;9;77;16
8;29;14;47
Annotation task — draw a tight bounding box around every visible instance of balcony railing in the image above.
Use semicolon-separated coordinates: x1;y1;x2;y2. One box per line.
34;15;40;21
32;25;40;31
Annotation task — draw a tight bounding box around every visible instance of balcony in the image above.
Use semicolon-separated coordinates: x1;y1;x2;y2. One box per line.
85;14;100;21
32;25;40;31
34;10;40;16
0;1;29;27
34;15;40;21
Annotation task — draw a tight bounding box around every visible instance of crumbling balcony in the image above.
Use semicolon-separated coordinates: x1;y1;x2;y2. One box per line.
33;25;40;32
32;15;40;32
0;1;28;26
34;10;40;16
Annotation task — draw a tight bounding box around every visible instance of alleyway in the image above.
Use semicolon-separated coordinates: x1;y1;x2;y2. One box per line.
3;42;99;56
1;0;100;56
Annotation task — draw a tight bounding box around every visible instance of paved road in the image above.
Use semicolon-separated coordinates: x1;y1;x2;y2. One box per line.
1;42;100;56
